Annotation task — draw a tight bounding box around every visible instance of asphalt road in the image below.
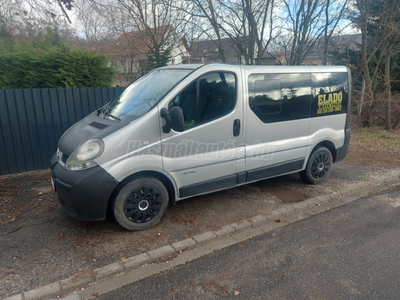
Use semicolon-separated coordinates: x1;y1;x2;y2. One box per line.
2;163;392;299
94;184;400;300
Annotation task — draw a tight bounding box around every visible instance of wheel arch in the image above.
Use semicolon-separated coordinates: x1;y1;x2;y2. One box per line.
107;170;177;216
301;142;335;184
312;140;337;163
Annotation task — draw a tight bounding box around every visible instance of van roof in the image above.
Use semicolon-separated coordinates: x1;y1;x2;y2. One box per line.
157;63;349;73
158;64;204;70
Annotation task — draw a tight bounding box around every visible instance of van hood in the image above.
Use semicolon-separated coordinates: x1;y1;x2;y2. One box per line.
58;112;129;156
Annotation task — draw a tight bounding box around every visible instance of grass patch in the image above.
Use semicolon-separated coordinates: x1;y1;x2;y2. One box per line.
346;127;400;166
351;128;400;153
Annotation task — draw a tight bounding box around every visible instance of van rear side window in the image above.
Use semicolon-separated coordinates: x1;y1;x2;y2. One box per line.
311;72;348;117
248;73;311;123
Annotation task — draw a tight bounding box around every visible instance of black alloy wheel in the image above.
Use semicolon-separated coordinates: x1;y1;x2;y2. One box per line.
300;147;333;184
114;177;169;230
124;186;162;224
310;151;331;180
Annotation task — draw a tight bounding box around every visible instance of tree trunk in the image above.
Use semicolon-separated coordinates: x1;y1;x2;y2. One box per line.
384;44;392;130
359;0;373;127
393;115;400;130
322;0;330;66
358;77;365;118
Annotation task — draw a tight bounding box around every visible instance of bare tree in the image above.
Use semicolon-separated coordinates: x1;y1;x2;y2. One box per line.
374;0;400;130
278;0;326;65
113;0;189;69
320;0;349;65
78;0;190;81
23;0;74;23
217;0;278;65
0;0;76;45
74;1;114;44
274;0;348;66
0;0;24;38
350;0;400;127
180;0;229;62
352;0;375;126
180;0;278;65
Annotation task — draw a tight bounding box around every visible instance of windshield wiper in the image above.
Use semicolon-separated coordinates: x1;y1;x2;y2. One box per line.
96;107;105;116
97;103;109;116
99;103;121;122
107;113;121;122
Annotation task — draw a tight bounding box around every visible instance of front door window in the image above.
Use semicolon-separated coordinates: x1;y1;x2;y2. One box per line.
169;72;236;128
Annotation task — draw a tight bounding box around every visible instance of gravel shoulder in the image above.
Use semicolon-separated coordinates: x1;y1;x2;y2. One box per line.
1;128;399;299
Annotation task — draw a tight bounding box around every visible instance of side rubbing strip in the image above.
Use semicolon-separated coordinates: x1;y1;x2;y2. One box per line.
179;159;304;198
179;174;237;198
246;159;304;182
237;172;246;184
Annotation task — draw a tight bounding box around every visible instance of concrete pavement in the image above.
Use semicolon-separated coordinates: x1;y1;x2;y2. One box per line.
94;183;400;299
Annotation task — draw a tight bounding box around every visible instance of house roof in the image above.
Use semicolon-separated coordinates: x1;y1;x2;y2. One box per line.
88;38;118;55
117;25;189;57
91;25;188;57
304;34;362;60
329;33;362;51
189;37;287;65
118;26;170;54
190;37;242;59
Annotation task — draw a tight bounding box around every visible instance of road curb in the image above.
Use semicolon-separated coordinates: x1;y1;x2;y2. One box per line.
4;170;400;300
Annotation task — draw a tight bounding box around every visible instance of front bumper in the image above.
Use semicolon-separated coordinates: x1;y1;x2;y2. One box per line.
51;154;119;221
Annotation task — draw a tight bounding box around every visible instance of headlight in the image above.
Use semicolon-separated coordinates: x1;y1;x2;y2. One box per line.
65;139;105;171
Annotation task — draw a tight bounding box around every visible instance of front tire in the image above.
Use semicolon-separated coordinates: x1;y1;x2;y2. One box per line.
300;147;333;184
113;177;169;231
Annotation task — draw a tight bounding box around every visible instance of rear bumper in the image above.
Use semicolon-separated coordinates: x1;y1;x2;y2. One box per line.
51;154;119;221
336;128;351;163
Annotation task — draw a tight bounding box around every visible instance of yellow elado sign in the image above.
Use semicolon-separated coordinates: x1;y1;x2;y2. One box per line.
317;91;343;114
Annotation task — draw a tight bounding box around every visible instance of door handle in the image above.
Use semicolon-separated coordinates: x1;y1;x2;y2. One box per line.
233;119;240;137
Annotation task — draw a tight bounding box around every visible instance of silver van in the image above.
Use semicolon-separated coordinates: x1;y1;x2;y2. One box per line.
51;64;351;230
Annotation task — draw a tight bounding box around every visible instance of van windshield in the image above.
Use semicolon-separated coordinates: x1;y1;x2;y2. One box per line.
108;69;192;118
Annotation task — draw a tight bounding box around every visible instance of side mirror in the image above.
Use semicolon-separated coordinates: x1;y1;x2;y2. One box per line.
160;107;185;133
160;108;172;133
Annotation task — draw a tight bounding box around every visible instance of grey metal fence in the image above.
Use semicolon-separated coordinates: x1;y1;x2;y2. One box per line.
0;87;124;175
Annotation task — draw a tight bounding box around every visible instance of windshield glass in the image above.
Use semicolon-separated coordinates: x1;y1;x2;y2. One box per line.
108;69;192;118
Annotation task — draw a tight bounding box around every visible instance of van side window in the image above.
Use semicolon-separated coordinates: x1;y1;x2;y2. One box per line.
252;79;282;115
248;73;311;123
170;72;236;128
311;72;348;117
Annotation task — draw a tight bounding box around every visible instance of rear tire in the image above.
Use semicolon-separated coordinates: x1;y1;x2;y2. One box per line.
300;147;333;184
113;177;168;231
